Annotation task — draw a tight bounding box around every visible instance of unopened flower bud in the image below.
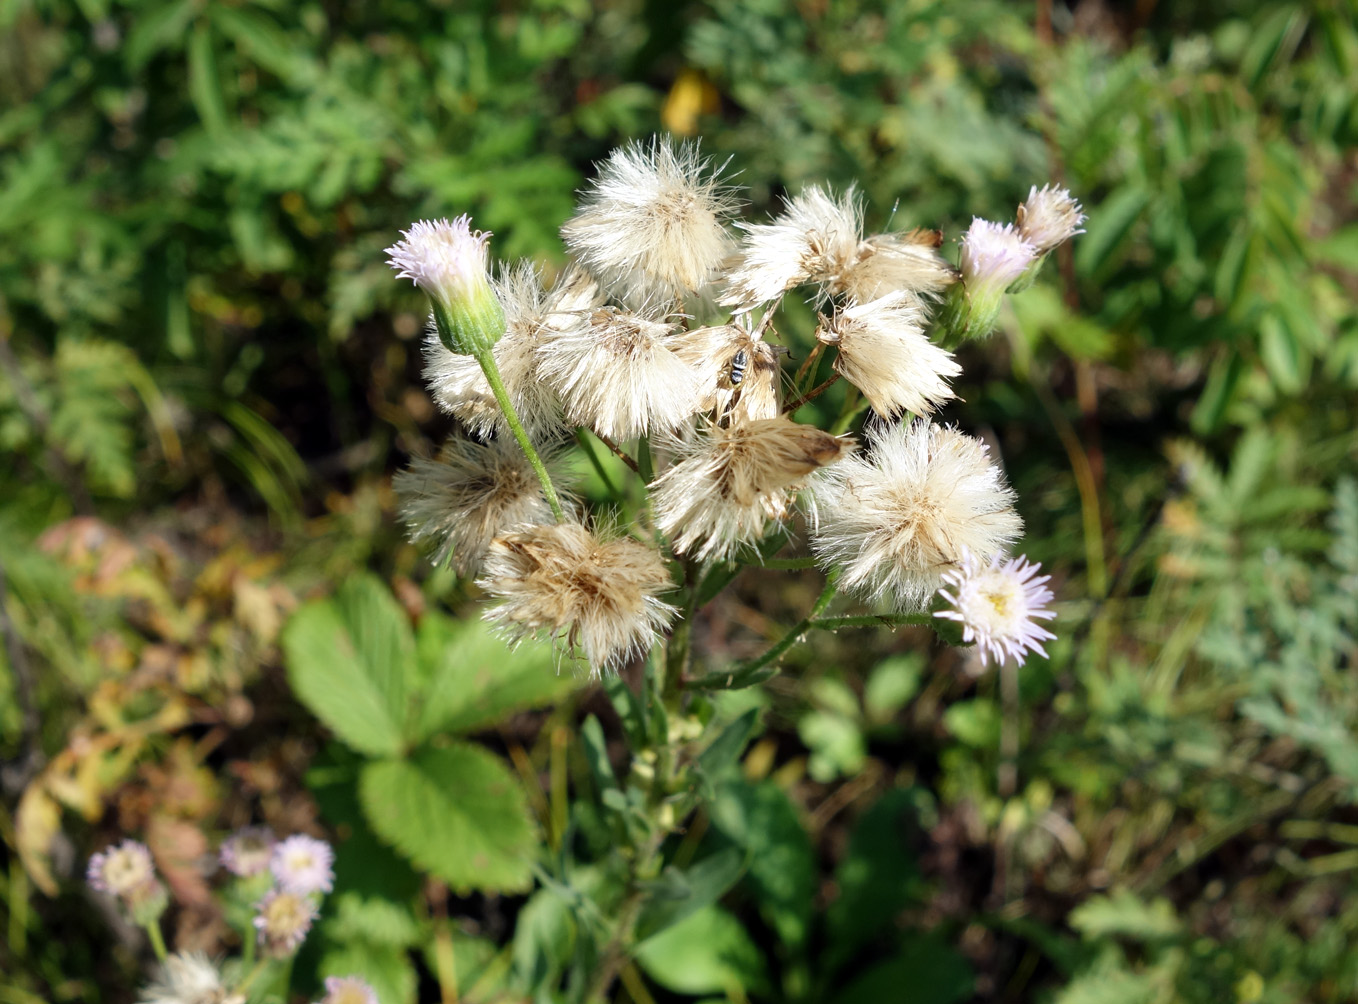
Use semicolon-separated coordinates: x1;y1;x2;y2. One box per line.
936;219;1037;345
1008;185;1086;291
387;216;505;357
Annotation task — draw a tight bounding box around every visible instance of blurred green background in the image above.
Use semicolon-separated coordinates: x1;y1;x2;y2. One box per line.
2;0;1357;1001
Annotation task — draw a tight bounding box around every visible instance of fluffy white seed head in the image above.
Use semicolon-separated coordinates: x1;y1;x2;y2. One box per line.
671;324;782;423
561;137;740;307
137;952;242;1004
808;420;1022;609
395;435;566;576
422;262;574;436
386;216;492;306
479;521;677;673
721;185;863;308
835;229;957;304
958;219;1038;298
536;306;701;441
1016;185;1086;253
818;293;960;417
936;551;1056;665
652;417;854;561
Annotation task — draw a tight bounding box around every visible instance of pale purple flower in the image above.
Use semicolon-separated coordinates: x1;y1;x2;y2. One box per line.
270;834;334;895
318;976;380;1004
254;889;318;958
935;551;1057;666
385;216;492;305
219;826;276;878
958;219;1038;297
87;840;156;897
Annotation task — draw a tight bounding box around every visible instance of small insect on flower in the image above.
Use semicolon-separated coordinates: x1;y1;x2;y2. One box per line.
808;420;1022;609
536;306;702;441
219;826;276;879
479;521;677;673
270;834;334;895
88;839;157;897
672;324;782;424
395;434;568;577
316;976;380;1004
1015;185;1086;253
728;347;748;386
652;416;854;561
254;889;319;958
137;951;243;1004
561;137;740;306
817;293;960;417
936;551;1056;666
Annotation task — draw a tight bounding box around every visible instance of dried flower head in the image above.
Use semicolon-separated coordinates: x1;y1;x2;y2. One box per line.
254;889;318;958
834;229;957;304
395;435;566;576
1016;185;1086;253
809;420;1022;608
672;324;782;423
958;219;1038;297
818;293;960;417
387;217;503;356
88;840;156;898
137;951;243;1004
270;834;334;895
652;417;853;561
480;522;677;672
561;137;739;306
537;306;701;441
219;826;276;879
422;262;580;436
317;976;380;1004
936;551;1056;666
721;185;862;308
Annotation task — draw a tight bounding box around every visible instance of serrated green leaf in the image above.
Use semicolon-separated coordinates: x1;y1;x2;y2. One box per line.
1069;888;1181;941
635;906;767;996
414;611;578;740
359;744;536;893
325;892;422;947
283;576;411;757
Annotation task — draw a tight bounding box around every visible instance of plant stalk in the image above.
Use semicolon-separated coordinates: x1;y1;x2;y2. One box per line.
472;345;565;521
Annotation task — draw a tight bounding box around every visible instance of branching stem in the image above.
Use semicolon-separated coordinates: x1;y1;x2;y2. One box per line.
472;346;564;521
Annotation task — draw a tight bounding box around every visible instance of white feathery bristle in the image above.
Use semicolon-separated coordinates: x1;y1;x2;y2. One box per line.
836;229;957;304
1016;185;1086;253
137;951;238;1004
395;435;566;576
819;293;960;417
536;306;702;441
561;137;740;306
808;420;1022;609
936;551;1056;665
958;218;1038;294
479;521;676;673
385;216;492;304
721;185;862;308
652;416;853;561
421;262;570;436
670;324;782;423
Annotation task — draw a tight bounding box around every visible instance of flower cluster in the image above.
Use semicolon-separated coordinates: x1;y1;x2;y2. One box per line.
216;826;335;959
391;137;1077;670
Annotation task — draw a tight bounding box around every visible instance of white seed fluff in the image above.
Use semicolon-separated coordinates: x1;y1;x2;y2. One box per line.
936;551;1056;665
137;951;241;1004
561;137;739;307
1016;185;1086;253
808;420;1022;609
819;293;960;417
836;229;958;304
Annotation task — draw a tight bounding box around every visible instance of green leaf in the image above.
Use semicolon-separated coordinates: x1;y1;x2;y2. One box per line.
831;933;972;1004
124;0;197;69
358;744;536;893
512;887;579;995
188;23;228;137
283;575;412;756
579;715;620;798
1259;312;1306;393
414;611;579;740
710;780;816;948
634;848;746;944
325;892;422;948
864;655;923;723
694;708;760;788
635;906;768;996
943;698;1000;748
1074;185;1148;278
1190;350;1244;435
210;5;310;83
1069;890;1181;941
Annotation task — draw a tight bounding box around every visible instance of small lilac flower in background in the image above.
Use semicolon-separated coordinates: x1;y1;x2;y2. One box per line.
219;826;276;878
88;839;156;897
935;551;1056;666
317;975;380;1004
270;834;334;895
254;888;318;958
